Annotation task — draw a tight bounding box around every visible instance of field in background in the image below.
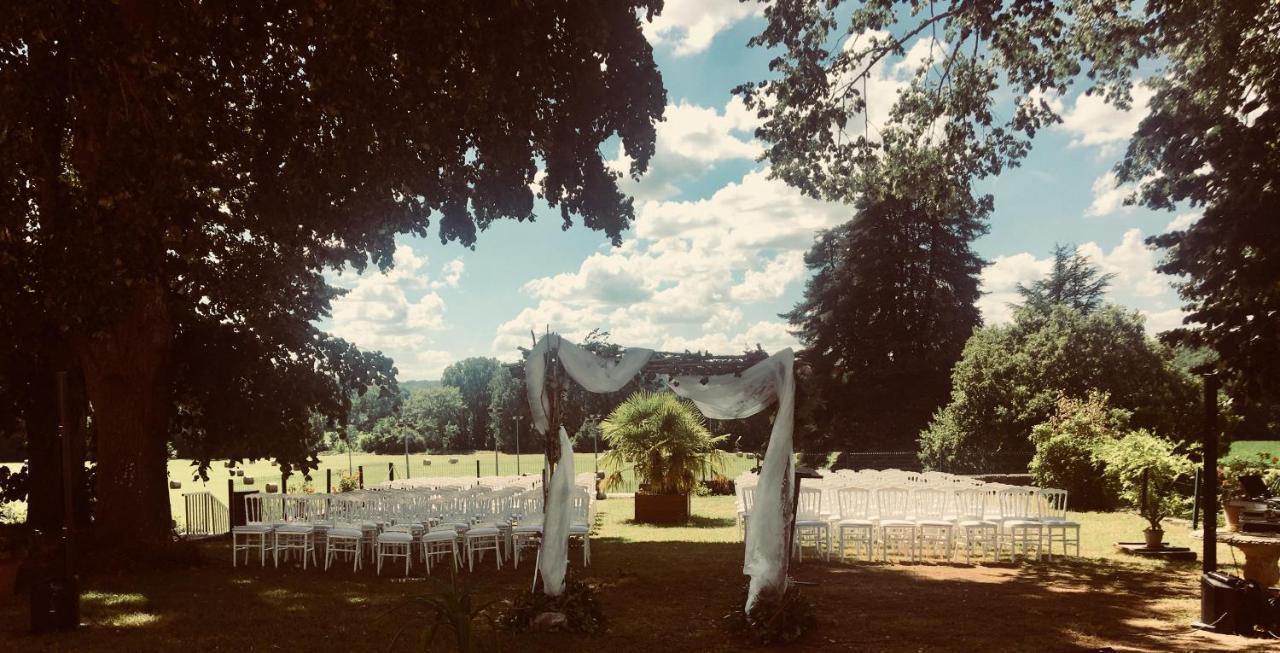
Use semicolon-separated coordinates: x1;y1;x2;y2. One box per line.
1224;439;1280;461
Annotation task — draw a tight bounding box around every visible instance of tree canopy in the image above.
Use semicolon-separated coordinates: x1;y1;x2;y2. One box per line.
1016;244;1115;316
441;357;505;450
918;304;1200;473
0;1;666;541
740;0;1278;411
785;150;986;452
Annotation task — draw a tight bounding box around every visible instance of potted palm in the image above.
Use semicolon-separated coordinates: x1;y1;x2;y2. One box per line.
600;391;725;524
1094;429;1194;548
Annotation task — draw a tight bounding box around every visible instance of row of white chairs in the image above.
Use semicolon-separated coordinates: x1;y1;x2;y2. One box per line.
736;471;1080;564
231;484;595;576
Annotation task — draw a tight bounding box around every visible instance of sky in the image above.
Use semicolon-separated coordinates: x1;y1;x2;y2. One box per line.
322;2;1195;381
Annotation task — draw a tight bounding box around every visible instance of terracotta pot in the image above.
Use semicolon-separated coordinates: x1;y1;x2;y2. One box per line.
1224;502;1243;532
1143;528;1164;549
634;492;691;524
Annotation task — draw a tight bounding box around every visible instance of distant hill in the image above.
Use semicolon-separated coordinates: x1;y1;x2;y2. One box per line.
400;379;443;392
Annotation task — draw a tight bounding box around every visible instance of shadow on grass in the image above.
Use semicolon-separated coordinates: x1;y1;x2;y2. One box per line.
617;515;737;529
0;538;1272;652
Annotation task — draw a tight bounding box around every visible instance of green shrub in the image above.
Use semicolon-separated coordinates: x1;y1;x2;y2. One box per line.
1093;429;1194;531
1028;392;1129;510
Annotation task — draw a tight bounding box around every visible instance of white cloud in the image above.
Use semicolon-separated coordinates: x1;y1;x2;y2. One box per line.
1057;83;1154;154
1085;171;1134;217
978;230;1182;332
1165;212;1200;232
643;0;763;56
492;167;848;356
610;98;761;203
432;258;464;289
975;252;1054;325
328;243;455;379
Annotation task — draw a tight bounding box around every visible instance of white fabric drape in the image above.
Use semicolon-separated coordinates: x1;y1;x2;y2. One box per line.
526;334;653;595
526;334;654;436
538;426;574;595
671;348;795;612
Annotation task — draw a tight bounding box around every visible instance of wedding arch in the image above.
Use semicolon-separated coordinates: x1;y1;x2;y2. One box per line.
523;333;797;610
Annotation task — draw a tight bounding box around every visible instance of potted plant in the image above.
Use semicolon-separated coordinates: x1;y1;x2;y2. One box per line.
599;391;725;524
1094;429;1194;548
1218;453;1280;531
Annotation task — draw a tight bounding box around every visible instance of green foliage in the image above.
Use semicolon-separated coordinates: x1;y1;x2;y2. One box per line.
1093;430;1194;531
486;368;529;454
786;149;986;452
1016;244;1116;316
442;358;505;451
739;0;1279;441
600;391;726;495
1218;453;1280;508
400;386;468;451
0;2;666;538
1028;393;1129;510
725;582;814;647
498;576;607;635
920;304;1200;473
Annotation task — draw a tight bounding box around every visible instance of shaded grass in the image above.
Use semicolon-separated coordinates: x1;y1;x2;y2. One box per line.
0;497;1272;652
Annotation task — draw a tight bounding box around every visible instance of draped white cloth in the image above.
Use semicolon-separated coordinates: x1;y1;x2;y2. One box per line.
538;426;574;595
526;334;653;595
672;348;795;612
523;333;794;609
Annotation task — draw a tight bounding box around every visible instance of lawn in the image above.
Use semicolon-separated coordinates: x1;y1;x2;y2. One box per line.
1226;440;1280;462
0;497;1272;652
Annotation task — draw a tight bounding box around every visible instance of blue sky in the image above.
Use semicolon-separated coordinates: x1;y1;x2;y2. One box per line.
323;2;1194;381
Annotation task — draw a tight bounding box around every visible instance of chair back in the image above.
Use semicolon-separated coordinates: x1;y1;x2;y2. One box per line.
876;487;911;520
836;487;871;520
1038;488;1069;520
953;488;987;521
796;486;822;518
912;488;948;520
997;487;1040;520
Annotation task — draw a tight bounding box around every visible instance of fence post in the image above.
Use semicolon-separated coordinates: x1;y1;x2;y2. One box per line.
358;465;364;489
476;460;481;479
326;468;333;494
389;461;395;482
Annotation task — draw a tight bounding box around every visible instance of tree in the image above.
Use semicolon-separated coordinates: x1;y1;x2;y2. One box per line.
1028;392;1130;510
400;386;467;451
919;304;1200;473
0;2;665;542
441;357;504;450
786;149;986;452
1016;244;1116;316
486;368;530;454
740;0;1278;430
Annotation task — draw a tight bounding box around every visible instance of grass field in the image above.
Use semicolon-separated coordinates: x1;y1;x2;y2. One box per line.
1225;440;1280;461
0;496;1270;652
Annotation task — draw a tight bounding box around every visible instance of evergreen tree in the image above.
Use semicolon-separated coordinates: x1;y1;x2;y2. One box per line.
786;151;986;451
1016;244;1116;315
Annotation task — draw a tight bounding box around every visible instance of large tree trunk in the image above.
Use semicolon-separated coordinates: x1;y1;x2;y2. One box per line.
75;282;174;544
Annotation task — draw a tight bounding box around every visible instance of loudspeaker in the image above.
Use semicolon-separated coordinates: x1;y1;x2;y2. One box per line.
1200;572;1255;635
30;574;79;633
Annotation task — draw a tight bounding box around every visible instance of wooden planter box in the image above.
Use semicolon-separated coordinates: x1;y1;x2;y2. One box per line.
634;492;691;524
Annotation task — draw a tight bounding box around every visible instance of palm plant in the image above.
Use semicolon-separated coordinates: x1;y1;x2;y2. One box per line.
600;391;726;495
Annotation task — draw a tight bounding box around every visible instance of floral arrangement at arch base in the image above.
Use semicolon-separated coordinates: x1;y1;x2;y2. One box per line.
724;580;814;646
